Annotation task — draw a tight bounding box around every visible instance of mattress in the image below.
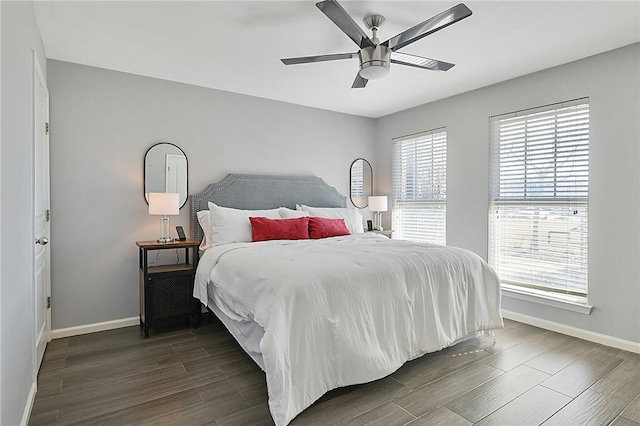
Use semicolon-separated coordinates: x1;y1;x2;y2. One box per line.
206;288;266;370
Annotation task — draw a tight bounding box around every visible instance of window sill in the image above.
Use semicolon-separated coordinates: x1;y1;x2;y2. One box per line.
501;284;593;315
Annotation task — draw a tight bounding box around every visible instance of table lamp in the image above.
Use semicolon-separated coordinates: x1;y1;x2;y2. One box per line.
368;196;388;231
148;192;179;243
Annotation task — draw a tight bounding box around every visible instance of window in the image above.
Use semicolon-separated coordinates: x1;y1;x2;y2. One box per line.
489;99;589;299
392;129;446;244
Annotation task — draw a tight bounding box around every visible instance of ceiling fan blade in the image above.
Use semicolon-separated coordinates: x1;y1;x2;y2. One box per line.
384;3;472;51
281;52;357;65
351;73;368;89
391;52;455;71
316;0;374;48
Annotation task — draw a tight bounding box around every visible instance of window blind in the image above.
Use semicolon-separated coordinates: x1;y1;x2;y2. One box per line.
392;129;446;245
489;99;589;296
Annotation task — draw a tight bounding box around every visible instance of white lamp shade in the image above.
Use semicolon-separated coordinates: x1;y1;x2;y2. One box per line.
368;196;388;212
148;192;179;215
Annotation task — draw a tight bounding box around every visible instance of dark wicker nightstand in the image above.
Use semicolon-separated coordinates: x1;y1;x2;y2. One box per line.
136;239;200;338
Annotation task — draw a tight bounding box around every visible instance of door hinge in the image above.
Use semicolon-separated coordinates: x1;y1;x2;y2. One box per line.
47;296;51;309
46;209;50;222
45;122;49;135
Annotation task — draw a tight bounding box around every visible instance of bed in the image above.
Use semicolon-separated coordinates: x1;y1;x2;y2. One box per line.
190;174;503;426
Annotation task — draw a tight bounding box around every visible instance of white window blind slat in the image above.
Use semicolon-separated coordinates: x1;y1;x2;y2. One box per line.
392;129;447;245
489;99;589;296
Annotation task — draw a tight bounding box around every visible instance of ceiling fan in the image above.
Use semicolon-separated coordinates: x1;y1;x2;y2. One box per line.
281;1;472;88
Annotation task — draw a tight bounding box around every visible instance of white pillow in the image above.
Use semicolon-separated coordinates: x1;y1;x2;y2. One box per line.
208;202;280;245
278;207;310;219
299;205;364;234
197;210;213;251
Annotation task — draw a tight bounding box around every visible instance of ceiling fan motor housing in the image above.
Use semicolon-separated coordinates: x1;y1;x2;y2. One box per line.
359;44;391;80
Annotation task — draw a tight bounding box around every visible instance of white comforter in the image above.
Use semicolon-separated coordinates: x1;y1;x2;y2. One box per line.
194;233;503;426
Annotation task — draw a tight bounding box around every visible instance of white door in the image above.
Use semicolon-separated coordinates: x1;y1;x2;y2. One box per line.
33;55;51;371
165;153;187;195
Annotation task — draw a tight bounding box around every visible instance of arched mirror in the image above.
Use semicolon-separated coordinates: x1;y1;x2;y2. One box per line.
350;158;373;209
144;142;188;208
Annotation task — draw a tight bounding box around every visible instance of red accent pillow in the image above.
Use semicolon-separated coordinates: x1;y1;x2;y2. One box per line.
308;217;350;239
250;216;310;242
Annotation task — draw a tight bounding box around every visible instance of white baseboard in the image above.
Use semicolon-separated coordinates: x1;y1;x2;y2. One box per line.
502;309;640;354
47;312;640;353
21;381;37;426
51;317;139;339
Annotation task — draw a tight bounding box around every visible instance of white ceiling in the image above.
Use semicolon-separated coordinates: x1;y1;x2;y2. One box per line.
34;1;640;118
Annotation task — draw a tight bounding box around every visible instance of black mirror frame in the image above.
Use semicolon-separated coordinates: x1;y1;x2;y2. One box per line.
349;158;373;209
143;142;189;209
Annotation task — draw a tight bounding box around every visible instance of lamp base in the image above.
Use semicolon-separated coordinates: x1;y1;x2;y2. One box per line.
373;212;383;231
158;216;173;243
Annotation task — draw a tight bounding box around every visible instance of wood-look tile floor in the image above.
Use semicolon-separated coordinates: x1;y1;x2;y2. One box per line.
30;318;640;426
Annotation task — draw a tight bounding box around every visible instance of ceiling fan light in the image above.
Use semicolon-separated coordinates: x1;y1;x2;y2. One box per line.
359;62;390;80
358;44;391;80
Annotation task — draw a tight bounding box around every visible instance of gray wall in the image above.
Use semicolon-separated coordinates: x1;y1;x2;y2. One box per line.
374;43;640;344
46;44;640;346
0;1;47;424
47;60;375;330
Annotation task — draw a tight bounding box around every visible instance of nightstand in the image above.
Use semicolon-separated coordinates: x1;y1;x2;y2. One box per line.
367;230;393;238
136;239;200;338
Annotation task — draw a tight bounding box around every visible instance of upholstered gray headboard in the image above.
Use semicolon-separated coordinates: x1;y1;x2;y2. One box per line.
190;174;346;241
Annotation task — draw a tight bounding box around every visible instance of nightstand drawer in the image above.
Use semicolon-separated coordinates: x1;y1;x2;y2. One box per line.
147;272;195;321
